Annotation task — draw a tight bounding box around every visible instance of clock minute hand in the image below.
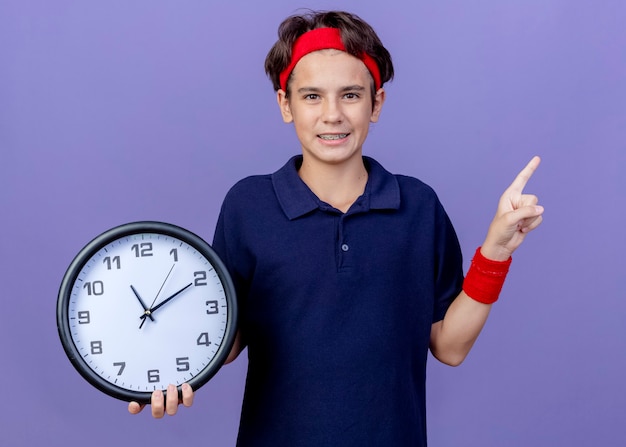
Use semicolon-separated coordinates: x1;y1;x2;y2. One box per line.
139;282;193;322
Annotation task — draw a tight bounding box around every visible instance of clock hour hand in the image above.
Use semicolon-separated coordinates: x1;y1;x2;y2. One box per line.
130;285;155;322
139;282;193;323
131;285;156;329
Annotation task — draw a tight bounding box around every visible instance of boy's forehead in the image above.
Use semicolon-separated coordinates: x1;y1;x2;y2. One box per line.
291;50;371;86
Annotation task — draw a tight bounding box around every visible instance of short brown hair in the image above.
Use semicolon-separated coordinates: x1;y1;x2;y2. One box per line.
265;10;394;96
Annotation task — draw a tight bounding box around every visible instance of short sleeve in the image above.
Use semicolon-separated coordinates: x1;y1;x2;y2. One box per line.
432;200;464;322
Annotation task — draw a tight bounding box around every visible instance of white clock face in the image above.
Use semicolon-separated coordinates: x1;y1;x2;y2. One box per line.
64;230;232;397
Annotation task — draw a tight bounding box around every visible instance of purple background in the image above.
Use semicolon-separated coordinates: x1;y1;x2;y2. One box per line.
1;0;624;445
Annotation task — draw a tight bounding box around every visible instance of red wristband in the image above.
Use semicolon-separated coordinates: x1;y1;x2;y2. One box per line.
463;247;512;304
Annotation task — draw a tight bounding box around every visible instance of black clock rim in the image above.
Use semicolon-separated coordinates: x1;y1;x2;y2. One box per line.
57;221;238;404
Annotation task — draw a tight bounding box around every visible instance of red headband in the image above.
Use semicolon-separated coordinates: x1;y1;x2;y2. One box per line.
279;27;382;92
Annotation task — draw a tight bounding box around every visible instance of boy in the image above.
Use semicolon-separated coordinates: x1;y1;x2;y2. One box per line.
130;10;543;446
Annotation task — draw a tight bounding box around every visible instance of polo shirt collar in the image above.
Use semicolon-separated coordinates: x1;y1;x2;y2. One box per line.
272;155;401;220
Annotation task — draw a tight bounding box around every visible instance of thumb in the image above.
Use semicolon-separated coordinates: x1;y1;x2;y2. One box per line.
128;401;146;414
507;205;544;232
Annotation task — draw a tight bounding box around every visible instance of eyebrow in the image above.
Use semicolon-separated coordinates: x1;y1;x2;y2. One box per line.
296;85;367;94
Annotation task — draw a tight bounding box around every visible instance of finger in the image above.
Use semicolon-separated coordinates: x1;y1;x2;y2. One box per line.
151;389;165;419
504;205;544;228
128;401;145;415
520;215;543;233
507;156;541;194
165;384;179;416
519;194;539;207
181;383;194;408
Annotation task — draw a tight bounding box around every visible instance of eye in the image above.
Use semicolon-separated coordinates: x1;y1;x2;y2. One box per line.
304;93;320;101
343;92;360;100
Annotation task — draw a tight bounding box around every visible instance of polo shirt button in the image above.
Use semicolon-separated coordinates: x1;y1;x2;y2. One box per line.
341;244;349;252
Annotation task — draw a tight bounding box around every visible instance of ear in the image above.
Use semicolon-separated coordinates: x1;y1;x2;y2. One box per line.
370;88;386;123
277;89;293;123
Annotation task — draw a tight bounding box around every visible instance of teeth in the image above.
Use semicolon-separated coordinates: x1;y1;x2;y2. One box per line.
319;134;348;140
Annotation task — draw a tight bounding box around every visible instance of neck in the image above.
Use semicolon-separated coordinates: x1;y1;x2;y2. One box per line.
298;155;368;213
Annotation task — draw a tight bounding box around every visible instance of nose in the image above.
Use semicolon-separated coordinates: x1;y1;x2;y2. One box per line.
321;98;343;124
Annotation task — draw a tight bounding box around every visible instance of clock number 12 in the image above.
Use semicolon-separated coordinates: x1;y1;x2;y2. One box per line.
131;243;153;258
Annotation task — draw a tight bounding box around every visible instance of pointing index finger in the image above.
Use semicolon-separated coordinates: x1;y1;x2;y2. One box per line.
508;156;541;193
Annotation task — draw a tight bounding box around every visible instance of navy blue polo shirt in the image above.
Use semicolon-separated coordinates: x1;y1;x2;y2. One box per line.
212;155;464;447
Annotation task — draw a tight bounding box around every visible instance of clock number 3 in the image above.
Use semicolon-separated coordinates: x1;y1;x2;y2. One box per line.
206;300;219;314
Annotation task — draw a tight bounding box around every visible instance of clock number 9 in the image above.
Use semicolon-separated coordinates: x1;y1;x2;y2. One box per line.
77;311;90;324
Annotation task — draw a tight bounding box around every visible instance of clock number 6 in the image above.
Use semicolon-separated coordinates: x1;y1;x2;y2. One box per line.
147;369;160;383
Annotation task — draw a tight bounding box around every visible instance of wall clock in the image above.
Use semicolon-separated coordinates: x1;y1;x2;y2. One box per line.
57;221;237;403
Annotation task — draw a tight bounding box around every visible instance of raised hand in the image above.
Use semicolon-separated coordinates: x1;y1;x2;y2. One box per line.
481;156;544;261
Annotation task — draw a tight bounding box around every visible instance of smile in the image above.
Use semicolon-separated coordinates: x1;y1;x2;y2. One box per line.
318;134;349;140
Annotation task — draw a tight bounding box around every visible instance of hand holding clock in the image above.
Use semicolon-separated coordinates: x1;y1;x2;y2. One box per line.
128;383;195;418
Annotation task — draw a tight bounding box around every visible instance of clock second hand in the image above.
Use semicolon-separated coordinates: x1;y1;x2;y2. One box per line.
147;263;176;310
138;263;176;329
